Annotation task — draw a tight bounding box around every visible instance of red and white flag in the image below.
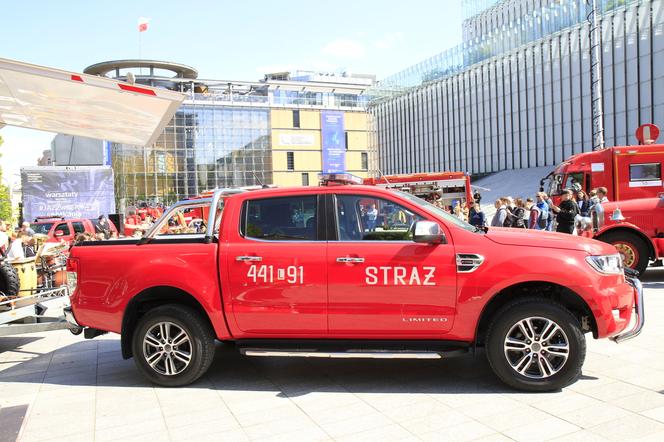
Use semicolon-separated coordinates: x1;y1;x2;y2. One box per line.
138;17;151;32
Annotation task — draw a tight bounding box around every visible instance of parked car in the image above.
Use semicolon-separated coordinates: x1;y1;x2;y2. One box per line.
31;217;118;243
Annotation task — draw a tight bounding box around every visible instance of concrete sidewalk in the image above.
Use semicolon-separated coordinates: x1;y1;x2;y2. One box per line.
2;268;664;442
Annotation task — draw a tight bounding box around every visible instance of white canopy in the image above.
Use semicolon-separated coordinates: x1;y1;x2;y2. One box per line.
0;57;184;146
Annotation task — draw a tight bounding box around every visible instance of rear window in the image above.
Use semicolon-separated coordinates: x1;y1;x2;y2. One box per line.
242;196;317;241
31;223;54;235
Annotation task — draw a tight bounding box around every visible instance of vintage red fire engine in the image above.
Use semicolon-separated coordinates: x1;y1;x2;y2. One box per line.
545;124;664;274
65;174;643;391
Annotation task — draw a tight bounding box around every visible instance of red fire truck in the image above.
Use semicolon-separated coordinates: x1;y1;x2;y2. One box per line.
541;124;663;203
542;125;663;275
364;172;474;210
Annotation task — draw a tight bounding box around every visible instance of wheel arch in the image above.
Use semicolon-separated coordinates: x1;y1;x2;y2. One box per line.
474;281;597;346
120;286;215;359
595;225;656;261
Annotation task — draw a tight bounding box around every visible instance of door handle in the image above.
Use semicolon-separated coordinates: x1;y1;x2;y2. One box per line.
236;255;262;262
336;257;365;263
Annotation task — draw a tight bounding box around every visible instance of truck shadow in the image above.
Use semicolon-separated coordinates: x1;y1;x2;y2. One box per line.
0;337;608;396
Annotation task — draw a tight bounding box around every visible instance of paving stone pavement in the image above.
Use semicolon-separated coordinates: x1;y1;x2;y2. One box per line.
1;268;663;442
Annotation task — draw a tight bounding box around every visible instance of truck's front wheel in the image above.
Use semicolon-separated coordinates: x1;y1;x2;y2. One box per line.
486;299;586;392
132;305;215;387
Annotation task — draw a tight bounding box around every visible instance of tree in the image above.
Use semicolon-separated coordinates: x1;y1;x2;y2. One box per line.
0;136;12;221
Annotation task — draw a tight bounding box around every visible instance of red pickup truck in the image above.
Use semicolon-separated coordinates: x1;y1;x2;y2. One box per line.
31;217;118;243
64;176;643;391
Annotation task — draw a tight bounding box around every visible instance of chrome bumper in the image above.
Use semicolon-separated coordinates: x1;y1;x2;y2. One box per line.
610;276;644;343
63;306;80;327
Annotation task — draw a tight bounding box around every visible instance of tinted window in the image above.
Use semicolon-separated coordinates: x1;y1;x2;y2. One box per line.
55;223;71;236
72;222;86;234
630;163;661;181
244;196;317;241
335;195;422;241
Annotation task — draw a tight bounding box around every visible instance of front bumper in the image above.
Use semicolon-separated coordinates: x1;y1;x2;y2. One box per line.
609;273;644;343
63;306;79;327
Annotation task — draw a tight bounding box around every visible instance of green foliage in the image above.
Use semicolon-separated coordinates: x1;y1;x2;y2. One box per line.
0;136;12;221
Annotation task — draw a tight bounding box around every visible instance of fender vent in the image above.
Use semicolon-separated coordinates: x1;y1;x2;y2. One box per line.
456;254;484;273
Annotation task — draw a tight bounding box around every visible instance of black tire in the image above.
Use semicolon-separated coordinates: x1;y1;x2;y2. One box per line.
486;298;586;392
0;260;20;297
599;231;650;276
131;304;215;387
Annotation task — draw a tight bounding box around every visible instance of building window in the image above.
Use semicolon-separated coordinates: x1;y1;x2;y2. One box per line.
345;131;349;150
301;173;309;186
287;152;295;170
361;152;368;170
292;110;300;128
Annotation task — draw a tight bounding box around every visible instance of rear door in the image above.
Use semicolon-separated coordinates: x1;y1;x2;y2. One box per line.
226;193;328;335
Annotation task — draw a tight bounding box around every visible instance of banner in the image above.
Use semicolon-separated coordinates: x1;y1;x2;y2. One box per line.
21;166;116;221
321;111;346;173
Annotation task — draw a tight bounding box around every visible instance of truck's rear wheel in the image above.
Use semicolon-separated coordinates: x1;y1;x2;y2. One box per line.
132;304;215;387
599;231;650;275
486;298;585;392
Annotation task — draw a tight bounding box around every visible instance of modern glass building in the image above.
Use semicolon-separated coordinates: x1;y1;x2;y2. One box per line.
368;0;664;175
80;61;374;211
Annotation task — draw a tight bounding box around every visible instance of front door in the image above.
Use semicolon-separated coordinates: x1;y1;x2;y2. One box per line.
226;194;327;335
327;193;457;337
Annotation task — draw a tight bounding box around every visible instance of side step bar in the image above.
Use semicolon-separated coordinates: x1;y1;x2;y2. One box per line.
241;349;468;359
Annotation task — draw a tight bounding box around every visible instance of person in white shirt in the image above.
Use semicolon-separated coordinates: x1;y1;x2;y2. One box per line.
366;204;378;231
6;232;27;261
596;187;609;203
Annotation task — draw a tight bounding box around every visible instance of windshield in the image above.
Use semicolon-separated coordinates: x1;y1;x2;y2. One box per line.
548;174;563;196
31;223;54;235
396;191;478;233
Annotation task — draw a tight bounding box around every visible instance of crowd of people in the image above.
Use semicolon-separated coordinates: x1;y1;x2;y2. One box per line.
473;186;610;234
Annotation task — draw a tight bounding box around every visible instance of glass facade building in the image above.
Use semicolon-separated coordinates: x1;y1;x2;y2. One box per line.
78;62;375;210
369;0;664;176
112;106;271;209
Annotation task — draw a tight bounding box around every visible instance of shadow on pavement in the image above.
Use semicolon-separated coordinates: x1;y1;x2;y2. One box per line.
0;337;607;397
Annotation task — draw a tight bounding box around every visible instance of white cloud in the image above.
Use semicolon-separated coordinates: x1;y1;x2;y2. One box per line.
320;39;365;59
374;32;404;49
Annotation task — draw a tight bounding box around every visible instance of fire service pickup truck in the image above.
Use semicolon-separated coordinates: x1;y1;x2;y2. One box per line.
64;174;644;391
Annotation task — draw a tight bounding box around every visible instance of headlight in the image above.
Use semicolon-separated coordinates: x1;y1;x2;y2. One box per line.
586;254;623;275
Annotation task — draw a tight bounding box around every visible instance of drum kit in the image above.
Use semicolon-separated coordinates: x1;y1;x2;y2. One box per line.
7;234;68;300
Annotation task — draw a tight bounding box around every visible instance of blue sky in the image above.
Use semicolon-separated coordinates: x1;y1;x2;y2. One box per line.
0;0;462;185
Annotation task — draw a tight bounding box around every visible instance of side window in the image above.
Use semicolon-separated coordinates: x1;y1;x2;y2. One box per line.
55;223;71;236
72;222;86;234
335;195;422;241
243;196;317;241
629;163;661;182
563;172;584;191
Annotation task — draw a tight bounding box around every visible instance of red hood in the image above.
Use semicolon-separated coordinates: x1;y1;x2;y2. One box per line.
485;227;616;255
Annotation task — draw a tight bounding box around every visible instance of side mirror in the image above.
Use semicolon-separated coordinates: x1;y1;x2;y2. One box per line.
413;221;446;245
54;230;65;237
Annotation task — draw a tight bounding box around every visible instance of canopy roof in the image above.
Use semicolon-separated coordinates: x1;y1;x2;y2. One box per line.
0;57;184;146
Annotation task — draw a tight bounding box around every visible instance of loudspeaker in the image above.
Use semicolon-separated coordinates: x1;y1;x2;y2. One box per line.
108;213;124;236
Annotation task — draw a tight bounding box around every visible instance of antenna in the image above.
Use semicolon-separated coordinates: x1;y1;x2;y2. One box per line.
377;169;391;185
252;171;269;188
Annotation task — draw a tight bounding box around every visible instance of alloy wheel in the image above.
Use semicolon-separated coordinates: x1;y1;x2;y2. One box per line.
503;316;570;379
142;321;192;376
